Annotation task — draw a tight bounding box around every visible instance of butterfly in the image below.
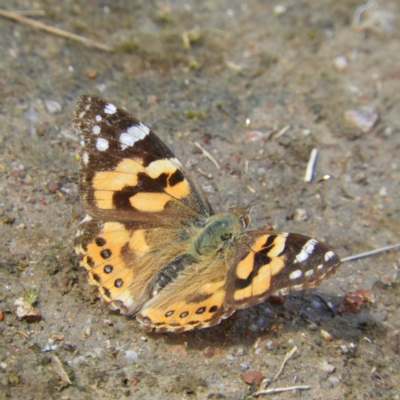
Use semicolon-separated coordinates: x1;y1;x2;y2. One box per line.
73;95;341;333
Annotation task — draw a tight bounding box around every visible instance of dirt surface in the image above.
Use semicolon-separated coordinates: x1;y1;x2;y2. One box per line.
1;1;400;399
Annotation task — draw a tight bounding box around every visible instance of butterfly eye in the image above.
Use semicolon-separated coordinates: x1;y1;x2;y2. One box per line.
240;214;250;228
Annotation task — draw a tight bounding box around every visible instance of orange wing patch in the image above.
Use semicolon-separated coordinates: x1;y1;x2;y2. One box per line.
92;159;143;209
91;158;191;212
233;234;287;302
75;220;137;309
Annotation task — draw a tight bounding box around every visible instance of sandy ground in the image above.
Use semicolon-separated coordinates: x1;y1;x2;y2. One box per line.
1;0;400;399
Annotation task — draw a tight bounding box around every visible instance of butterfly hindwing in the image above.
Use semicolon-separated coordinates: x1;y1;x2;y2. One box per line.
75;215;203;315
136;255;234;333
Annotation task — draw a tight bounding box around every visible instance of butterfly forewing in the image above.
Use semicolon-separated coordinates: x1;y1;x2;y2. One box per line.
226;232;340;309
73;95;213;223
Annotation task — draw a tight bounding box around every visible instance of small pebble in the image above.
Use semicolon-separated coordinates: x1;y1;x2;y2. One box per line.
242;370;264;386
44;99;62;114
82;326;91;339
273;5;287;16
86;70;97;79
203;346;214;358
168;345;188;357
236;347;245;356
71;356;86;365
321;329;333;342
379;187;387;196
147;95;158;105
333;55;348;71
14;297;41;322
320;360;336;373
125;350;139;362
293;208;307;222
248;323;259;332
47;181;60;193
25;107;38;122
344;106;379;133
240;363;249;370
247;130;264;142
329;376;340;384
309;323;319;331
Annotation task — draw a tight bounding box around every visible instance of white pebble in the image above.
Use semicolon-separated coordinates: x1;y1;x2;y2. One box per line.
344;106;379;133
333;55;348;71
293;208;308;222
25;107;38;122
321;360;336;373
329;376;340;384
71;356;86;365
45;99;62;114
125;350;139;362
274;5;287;15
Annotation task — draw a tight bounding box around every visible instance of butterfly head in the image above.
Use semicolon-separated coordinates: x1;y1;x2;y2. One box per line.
228;205;252;229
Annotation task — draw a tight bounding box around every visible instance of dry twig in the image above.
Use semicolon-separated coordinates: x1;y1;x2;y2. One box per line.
0;8;113;51
253;385;311;397
51;355;72;386
304;148;318;183
342;242;400;262
273;346;297;382
194;142;220;170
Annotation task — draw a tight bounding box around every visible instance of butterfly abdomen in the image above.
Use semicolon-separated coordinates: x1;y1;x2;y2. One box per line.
152;253;199;295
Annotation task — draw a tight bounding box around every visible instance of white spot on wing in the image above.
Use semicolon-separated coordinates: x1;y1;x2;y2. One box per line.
295;239;318;263
305;269;314;277
78;111;85;119
81;214;92;223
289;270;302;280
104;103;117;114
95;115;102;122
119;124;150;150
273;288;290;296
291;284;305;291
317;264;324;270
92;125;101;135
325;251;335;261
96;137;109;151
82;151;89;165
